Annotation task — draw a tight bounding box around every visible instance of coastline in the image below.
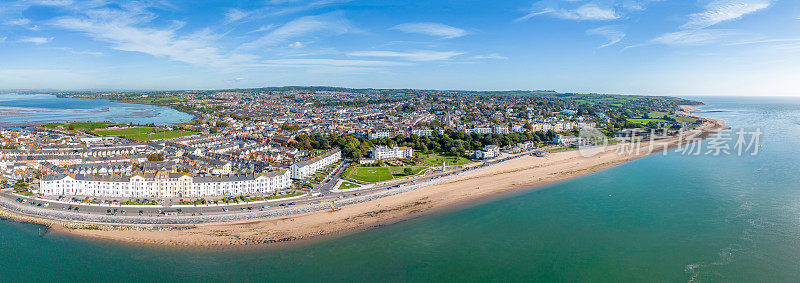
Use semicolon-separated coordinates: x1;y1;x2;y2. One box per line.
52;94;200;125
0;106;727;247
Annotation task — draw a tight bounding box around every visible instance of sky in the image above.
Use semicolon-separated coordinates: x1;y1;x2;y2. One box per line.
0;0;799;96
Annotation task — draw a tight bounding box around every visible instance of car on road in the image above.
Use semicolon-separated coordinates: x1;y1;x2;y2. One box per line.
279;203;286;206
288;202;296;205
261;205;270;209
222;208;229;212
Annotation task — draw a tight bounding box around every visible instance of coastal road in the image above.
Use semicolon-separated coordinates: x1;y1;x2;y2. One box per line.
0;149;540;222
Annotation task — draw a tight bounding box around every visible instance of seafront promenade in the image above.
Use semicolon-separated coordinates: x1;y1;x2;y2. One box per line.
0;153;504;227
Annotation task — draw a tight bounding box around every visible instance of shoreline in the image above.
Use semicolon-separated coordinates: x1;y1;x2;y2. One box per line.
52;94;199;125
0;106;727;247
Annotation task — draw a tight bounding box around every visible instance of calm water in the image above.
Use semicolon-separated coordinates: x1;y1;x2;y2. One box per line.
2;97;800;282
0;94;193;126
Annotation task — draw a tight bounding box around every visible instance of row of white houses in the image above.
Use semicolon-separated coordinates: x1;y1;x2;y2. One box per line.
39;169;291;198
289;148;341;179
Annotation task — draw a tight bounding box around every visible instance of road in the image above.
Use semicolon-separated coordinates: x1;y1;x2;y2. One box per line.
0;149;542;222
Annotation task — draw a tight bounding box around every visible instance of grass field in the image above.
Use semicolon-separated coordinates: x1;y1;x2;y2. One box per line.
418;153;472;166
44;122;121;132
389;165;427;177
344;167;394;183
94;127;197;141
627;111;698;124
337;181;361;190
627;118;669;124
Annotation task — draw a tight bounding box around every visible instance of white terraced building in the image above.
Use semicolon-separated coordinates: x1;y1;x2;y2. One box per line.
289;148;341;179
370;146;413;160
38;169;291;198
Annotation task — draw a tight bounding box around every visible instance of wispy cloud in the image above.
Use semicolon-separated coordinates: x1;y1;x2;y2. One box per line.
586;25;626;48
49;2;256;69
19;36;52;44
240;12;357;49
634;0;771;47
6;18;31;26
391;22;468;39
4;17;39;30
518;3;620;21
225;0;352;23
258;58;411;67
682;0;771;29
225;8;250;23
288;41;305;48
250;24;277;33
472;53;508;60
348;50;465;61
648;29;738;46
55;46;104;56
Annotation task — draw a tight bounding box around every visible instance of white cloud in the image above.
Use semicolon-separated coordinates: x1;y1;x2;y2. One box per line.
649;29;738;46
241;12;356;49
267;0;353;17
586;25;626;48
6;18;31;26
49;2;256;69
682;0;771;29
472;53;508;60
519;3;620;21
348;50;464;61
225;8;250;22
259;58;411;67
19;36;51;44
55;47;104;56
288;41;305;48
28;0;73;6
391;22;468;39
634;0;770;48
250;24;277;33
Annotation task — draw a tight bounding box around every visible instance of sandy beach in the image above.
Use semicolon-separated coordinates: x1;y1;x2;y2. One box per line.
8;109;726;246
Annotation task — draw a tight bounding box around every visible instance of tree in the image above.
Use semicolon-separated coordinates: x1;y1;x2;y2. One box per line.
524;122;533;131
216;121;228;128
148;153;165;161
403;167;413;175
209;128;218;134
449;146;462;157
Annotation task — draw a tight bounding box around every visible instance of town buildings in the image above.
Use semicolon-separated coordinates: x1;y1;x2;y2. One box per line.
289;148;341;179
39;169;290;198
370;146;413;160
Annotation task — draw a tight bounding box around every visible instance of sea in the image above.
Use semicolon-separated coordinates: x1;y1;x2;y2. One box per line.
1;96;800;282
0;94;193;127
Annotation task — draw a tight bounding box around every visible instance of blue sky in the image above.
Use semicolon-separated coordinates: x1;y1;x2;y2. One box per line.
0;0;798;96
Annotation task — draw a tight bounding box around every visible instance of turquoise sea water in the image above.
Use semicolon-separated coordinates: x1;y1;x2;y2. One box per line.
0;94;193;126
2;97;800;282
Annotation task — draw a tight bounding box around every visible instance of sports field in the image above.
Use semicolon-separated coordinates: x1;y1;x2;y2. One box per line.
94;127;197;141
